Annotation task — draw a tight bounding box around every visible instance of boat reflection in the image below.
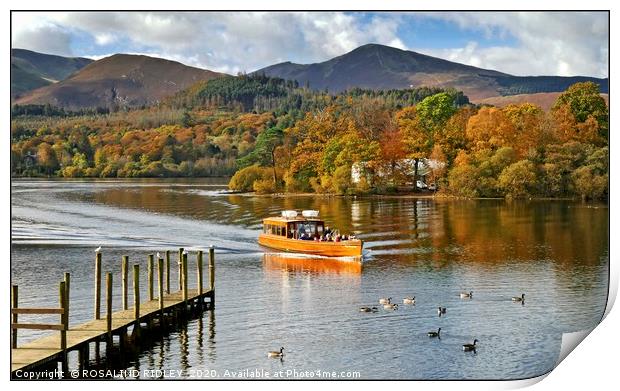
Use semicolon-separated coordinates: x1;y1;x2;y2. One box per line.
263;252;363;274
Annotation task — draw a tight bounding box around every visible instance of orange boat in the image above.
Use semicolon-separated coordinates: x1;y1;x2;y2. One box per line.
258;210;363;257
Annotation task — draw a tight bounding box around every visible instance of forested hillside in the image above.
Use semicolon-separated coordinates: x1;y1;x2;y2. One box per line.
11;75;608;200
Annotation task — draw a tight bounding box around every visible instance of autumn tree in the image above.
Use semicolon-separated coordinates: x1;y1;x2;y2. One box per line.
437;106;476;164
502;103;547;157
379;125;408;185
553;81;608;140
466;107;516;152
397;106;427;190
37;142;59;175
237;126;284;186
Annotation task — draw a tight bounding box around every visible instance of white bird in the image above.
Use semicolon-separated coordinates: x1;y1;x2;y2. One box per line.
157;252;161;258
183;250;188;255
95;246;102;253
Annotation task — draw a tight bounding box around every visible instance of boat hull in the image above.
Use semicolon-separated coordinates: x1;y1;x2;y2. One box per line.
258;234;363;257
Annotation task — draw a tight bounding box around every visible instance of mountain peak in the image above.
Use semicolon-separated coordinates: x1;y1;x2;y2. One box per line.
14;52;224;109
254;43;608;100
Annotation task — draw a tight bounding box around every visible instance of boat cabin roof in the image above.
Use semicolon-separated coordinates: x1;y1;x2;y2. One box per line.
262;217;324;226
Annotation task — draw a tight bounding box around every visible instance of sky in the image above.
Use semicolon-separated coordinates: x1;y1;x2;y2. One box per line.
11;11;609;78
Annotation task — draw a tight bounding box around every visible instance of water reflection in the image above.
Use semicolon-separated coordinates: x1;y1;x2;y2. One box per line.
263;253;363;275
10;179;608;379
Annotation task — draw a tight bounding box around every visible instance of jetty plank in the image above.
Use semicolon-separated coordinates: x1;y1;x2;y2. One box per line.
11;288;212;373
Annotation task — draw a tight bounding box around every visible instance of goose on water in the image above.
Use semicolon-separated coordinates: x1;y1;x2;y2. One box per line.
437;307;447;316
462;339;478;352
379;297;392;305
383;303;398;310
268;347;284;358
512;293;525;302
427;328;441;338
360;306;378;313
403;297;416;305
460;291;473;299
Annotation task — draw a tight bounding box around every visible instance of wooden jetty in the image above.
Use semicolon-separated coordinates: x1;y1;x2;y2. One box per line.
11;247;215;377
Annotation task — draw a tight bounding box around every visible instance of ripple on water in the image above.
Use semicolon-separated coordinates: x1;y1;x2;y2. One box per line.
10;180;608;379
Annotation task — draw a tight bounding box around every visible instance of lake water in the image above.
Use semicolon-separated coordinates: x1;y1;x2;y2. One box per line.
11;179;609;380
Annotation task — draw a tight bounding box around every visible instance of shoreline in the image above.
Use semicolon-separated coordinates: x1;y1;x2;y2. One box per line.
11;177;600;203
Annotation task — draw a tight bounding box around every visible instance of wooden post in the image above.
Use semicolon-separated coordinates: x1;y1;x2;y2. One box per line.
158;257;164;317
11;285;18;349
95;252;102;319
209;246;215;291
122;255;129;310
178;248;184;291
78;345;89;371
64;273;70;329
165;250;171;294
182;252;188;305
59;281;67;351
148;254;154;301
197;250;204;297
106;273;113;345
209;246;215;307
60;280;68;374
133;265;140;338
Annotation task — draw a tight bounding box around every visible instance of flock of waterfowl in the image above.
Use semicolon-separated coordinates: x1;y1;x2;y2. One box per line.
268;291;525;358
357;291;526;352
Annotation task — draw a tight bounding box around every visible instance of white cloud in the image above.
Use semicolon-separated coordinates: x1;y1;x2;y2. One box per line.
11;12;407;74
417;12;608;77
12;13;74;56
10;11;608;78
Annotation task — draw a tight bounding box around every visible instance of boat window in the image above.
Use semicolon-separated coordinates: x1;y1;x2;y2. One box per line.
297;222;317;238
276;226;281;236
317;224;324;235
271;225;276;235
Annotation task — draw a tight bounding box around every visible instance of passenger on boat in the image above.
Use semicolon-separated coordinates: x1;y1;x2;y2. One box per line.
325;226;332;236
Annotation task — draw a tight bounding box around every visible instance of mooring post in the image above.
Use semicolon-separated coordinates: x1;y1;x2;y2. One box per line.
133;264;140;339
64;272;70;328
165;250;171;294
122;255;129;310
95;252;102;319
178;248;184;291
158;257;164;320
11;285;18;349
59;280;67;372
106;273;113;347
148;254;154;301
197;250;204;310
209;246;215;307
78;344;89;371
182;252;188;307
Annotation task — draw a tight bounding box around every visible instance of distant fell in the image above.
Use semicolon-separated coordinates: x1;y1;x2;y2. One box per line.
11;48;93;99
254;43;608;101
14;54;224;110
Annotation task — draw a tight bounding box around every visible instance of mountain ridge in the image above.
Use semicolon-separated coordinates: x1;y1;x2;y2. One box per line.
11;48;94;99
14;53;225;110
254;43;607;101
